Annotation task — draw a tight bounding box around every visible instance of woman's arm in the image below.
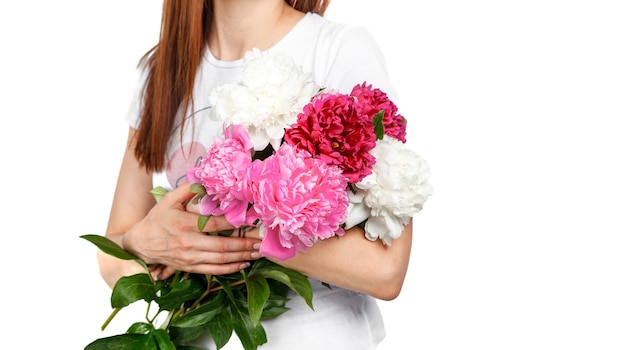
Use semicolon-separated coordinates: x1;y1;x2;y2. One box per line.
185;193;413;301
268;222;413;301
98;127;261;288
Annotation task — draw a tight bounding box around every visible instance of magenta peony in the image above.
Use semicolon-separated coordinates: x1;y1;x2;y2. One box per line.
186;124;255;228
247;144;349;260
283;92;377;184
350;82;407;143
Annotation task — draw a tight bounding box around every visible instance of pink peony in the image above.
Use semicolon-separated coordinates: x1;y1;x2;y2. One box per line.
350;82;407;143
283;92;377;184
247;144;348;260
186;124;254;227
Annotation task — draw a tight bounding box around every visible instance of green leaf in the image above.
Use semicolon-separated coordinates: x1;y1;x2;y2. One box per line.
189;183;206;195
168;325;206;346
228;296;267;350
207;229;234;237
258;264;313;310
215;277;237;303
80;234;138;261
260;294;290;320
245;274;270;326
198;220;234;236
372;110;385;140
197;215;210;232
111;273;156;308
149;186;169;201
212;278;267;350
128;322;153;334
153;328;177;350
157;278;205;310
206;311;234;350
84;333;154;350
171;292;228;328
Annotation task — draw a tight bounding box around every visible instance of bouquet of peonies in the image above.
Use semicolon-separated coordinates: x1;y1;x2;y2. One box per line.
82;48;432;350
197;48;432;256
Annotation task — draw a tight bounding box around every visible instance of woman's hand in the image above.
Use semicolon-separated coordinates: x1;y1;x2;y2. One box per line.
120;184;262;280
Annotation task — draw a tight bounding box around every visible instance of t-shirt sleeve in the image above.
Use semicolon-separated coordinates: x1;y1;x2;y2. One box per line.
124;64;150;130
318;24;399;102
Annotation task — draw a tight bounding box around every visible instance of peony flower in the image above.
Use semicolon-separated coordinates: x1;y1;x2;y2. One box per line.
350;82;407;142
283;92;378;183
208;48;319;151
347;136;432;245
246;143;349;260
186;124;255;227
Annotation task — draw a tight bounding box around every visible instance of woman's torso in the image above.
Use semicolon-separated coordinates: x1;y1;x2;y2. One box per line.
129;12;396;349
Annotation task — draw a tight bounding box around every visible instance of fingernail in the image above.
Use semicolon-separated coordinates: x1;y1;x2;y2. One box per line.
253;243;261;250
240;262;251;270
251;252;261;259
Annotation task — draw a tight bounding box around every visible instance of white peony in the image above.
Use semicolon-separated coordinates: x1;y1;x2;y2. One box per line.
208;48;319;151
348;136;433;245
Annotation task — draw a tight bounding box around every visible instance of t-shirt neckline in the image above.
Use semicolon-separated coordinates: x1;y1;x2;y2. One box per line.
204;12;313;67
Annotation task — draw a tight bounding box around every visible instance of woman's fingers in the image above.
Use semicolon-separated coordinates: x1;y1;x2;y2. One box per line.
160;183;197;208
151;237;262;279
183;235;262;263
154;262;249;280
131;183;264;277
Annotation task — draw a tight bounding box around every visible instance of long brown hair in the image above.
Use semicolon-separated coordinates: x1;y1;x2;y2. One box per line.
134;0;330;171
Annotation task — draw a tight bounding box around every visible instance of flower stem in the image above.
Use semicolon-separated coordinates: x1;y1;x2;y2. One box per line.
171;275;247;322
191;278;247;309
185;274;215;312
101;307;121;331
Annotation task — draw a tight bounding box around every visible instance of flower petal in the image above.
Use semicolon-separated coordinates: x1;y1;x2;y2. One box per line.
260;226;298;260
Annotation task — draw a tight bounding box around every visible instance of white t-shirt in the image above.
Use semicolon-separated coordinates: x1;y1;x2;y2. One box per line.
126;12;396;350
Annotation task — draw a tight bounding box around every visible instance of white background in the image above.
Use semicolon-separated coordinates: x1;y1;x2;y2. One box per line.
1;1;625;349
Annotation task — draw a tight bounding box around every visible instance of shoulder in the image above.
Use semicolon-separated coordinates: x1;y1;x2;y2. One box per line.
275;13;396;97
296;13;378;52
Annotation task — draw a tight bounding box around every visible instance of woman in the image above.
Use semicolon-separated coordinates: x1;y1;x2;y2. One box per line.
98;0;413;348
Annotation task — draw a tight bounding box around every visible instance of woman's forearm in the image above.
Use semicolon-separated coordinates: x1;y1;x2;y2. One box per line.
271;220;413;300
97;249;147;289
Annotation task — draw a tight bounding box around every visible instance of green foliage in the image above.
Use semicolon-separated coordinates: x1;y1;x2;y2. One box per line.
81;235;313;350
372;110;385;140
80;234;142;264
189;183;207;196
111;273;156;308
197;215;210;232
149;186;169;201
